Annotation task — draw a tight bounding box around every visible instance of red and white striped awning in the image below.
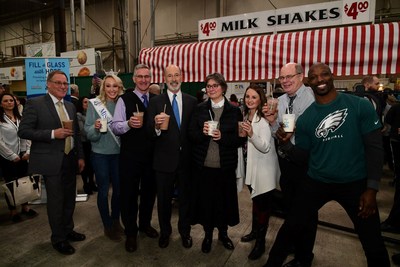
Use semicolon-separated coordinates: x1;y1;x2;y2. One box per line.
139;22;400;83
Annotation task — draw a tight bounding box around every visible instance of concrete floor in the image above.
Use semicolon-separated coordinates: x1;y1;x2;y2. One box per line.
0;167;398;267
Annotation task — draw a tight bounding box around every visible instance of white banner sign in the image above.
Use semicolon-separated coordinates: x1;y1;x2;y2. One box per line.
25;42;56;57
61;48;96;77
198;0;375;40
0;66;24;81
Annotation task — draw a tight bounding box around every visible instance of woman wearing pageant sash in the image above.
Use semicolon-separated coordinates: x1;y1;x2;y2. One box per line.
85;74;124;241
0;93;37;223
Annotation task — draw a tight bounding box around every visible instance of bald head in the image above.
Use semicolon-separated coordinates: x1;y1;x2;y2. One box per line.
149;84;161;95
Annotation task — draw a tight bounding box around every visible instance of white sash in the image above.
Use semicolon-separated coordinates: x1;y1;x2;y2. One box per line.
89;98;120;147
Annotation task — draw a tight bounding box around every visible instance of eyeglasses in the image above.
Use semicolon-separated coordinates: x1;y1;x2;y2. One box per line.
206;84;220;89
136;75;151;80
277;73;301;82
50;81;69;87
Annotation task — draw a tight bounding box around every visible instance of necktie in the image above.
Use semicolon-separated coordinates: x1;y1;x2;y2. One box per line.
142;94;149;108
288;95;297;114
172;94;180;128
56;101;72;154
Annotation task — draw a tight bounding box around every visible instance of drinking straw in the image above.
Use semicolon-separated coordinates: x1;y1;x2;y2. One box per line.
163;104;166;113
209;110;214;121
136;104;139;113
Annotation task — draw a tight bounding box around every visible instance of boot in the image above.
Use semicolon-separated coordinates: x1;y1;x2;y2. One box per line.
112;219;125;234
248;225;268;260
104;227;122;242
218;229;234;250
241;213;258;242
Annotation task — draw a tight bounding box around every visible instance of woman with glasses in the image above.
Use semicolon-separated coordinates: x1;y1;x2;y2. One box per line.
239;85;280;260
0;93;37;222
85;74;124;241
189;72;243;253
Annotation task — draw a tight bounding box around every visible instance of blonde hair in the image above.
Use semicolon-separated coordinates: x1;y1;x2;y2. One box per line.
97;74;124;104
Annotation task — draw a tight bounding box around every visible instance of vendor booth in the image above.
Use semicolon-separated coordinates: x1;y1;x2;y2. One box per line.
139;22;399;83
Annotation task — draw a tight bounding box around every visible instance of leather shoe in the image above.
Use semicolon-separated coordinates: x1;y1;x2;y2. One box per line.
201;237;212;253
283;258;312;267
67;231;86;242
53;241;75;255
159;235;169;248
241;231;257;242
181;235;193;248
139;226;159;238
218;234;234;250
125;236;137;252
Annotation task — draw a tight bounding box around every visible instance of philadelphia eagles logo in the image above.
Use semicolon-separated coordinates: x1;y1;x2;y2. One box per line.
315;109;348;138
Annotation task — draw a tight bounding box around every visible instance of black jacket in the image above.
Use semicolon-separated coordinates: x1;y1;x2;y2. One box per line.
189;98;244;171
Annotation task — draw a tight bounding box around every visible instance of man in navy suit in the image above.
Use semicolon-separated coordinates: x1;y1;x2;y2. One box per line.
147;65;197;249
18;70;85;255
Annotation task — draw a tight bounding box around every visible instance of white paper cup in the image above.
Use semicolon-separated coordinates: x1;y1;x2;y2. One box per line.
100;118;108;133
282;114;295;132
207;121;219;136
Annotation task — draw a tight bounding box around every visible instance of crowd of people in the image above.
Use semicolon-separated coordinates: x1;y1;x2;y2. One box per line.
0;62;398;266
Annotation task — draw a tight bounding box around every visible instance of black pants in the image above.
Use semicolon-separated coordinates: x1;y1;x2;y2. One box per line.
44;153;77;244
385;140;400;226
80;141;94;187
156;165;191;237
267;177;390;267
119;158;156;236
278;156;318;261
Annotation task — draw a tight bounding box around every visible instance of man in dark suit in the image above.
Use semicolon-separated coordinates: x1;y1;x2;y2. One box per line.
18;70;85;255
110;64;158;253
147;64;197;249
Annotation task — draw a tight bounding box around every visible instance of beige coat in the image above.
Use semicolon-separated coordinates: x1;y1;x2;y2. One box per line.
245;112;280;198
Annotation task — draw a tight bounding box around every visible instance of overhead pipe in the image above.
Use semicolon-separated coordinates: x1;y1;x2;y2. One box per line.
53;0;67;55
150;0;155;47
135;0;141;60
80;0;86;49
70;0;76;50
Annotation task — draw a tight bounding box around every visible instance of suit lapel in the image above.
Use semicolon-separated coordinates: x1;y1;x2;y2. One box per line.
180;94;189;129
45;94;62;127
64;101;75;119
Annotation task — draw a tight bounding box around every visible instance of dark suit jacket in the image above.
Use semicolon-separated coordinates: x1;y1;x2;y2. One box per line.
18;94;84;175
147;91;197;173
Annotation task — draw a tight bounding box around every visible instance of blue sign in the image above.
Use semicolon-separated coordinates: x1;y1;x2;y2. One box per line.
25;58;70;98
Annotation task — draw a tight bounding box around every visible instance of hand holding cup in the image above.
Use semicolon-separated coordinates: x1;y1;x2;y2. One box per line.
241;120;253;137
155;112;170;130
129;112;144;128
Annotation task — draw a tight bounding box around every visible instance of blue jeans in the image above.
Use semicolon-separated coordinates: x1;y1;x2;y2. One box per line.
91;152;120;228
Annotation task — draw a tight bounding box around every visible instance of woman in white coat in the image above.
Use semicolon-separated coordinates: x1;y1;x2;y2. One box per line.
239;85;280;260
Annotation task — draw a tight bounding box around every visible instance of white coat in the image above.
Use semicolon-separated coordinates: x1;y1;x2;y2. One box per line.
245;112;280;198
0;115;31;161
